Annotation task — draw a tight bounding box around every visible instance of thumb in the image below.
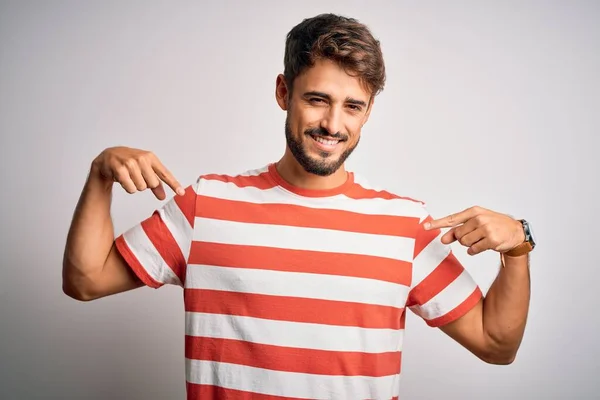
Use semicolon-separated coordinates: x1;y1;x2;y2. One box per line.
151;182;167;200
440;227;458;245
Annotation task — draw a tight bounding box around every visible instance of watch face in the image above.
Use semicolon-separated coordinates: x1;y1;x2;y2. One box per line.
523;220;536;247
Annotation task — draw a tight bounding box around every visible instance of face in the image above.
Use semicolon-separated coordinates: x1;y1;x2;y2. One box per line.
276;59;373;176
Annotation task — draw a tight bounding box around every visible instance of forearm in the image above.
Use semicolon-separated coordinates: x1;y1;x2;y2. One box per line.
62;162;115;296
482;253;531;362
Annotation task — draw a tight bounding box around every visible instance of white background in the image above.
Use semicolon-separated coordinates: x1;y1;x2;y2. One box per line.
1;1;598;398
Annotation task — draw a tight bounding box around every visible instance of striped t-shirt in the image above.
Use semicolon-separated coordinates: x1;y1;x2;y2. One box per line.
115;163;482;399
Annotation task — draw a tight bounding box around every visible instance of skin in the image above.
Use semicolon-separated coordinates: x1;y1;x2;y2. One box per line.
62;58;530;365
427;207;530;364
275;59;373;190
62;149;184;300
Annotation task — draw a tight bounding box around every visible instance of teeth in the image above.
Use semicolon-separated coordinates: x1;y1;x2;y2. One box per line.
314;136;339;146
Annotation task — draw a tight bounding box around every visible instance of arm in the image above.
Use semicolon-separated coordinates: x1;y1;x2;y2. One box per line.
62;163;141;301
440;253;530;364
425;206;532;364
62;147;184;301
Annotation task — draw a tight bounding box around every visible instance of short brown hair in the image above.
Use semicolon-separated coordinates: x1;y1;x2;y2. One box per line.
284;13;386;98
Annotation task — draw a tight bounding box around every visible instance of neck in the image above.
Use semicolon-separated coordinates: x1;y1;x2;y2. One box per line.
276;149;348;191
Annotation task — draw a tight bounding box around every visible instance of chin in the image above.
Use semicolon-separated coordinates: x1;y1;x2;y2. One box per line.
285;120;358;177
298;150;345;177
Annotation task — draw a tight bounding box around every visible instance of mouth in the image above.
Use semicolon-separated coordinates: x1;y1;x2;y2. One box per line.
308;134;344;152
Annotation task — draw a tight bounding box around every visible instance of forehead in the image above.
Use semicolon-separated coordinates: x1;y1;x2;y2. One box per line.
292;59;371;102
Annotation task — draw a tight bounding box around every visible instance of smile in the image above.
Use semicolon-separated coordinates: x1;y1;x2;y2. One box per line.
312;135;340;146
309;134;342;152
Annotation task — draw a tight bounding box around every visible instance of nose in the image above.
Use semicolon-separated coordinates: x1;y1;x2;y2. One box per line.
320;106;343;136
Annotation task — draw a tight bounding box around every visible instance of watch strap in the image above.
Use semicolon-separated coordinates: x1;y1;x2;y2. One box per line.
503;241;533;257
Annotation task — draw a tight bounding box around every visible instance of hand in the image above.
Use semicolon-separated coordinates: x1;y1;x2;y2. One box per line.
91;146;184;200
424;206;525;255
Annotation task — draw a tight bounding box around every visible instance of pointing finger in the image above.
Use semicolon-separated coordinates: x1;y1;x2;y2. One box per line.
441;217;481;244
152;161;184;196
424;207;479;230
424;213;465;230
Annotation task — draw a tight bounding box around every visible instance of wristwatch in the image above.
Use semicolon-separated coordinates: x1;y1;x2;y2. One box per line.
504;219;536;257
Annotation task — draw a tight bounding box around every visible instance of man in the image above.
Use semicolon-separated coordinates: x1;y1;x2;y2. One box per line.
63;13;534;399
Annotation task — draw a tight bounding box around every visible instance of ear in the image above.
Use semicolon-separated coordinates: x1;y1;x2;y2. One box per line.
275;74;289;111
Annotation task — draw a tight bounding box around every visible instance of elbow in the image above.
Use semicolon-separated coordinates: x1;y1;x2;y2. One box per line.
480;350;517;365
62;281;96;302
62;264;99;302
476;326;523;365
478;336;520;365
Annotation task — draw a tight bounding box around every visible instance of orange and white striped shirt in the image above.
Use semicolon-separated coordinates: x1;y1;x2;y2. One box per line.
115;163;482;399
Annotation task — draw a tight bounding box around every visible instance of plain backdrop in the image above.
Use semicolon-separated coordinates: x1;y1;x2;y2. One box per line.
1;1;598;399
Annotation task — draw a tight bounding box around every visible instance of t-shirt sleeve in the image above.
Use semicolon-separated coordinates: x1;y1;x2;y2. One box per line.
407;204;483;327
114;178;199;289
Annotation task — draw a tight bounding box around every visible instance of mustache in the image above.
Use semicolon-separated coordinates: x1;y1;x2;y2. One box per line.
304;127;348;141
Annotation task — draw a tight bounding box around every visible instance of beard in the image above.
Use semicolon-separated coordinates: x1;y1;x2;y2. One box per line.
284;117;359;177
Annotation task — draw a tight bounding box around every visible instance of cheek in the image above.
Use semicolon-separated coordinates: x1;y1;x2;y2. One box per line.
296;106;328;129
289;109;312;134
346;123;363;142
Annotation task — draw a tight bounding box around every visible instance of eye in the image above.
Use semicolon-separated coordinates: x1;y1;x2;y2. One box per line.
347;104;362;112
309;98;325;104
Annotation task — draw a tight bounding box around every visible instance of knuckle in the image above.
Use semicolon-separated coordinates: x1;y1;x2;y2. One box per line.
146;178;160;189
474;205;487;214
113;166;128;181
474;215;486;225
136;181;148;190
108;146;123;158
136;155;149;167
103;154;116;168
124;159;138;170
139;151;154;163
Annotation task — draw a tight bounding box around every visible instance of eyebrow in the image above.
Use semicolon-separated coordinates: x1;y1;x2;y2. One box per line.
303;91;367;107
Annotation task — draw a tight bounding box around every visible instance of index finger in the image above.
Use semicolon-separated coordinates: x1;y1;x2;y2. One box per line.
152;160;185;196
424;208;478;230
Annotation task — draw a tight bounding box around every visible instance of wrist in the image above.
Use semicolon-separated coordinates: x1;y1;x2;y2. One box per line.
88;161;113;192
502;241;533;257
502;219;535;257
500;252;529;268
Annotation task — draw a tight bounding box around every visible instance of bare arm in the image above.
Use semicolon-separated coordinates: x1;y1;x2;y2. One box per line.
62;147;184;301
62;163;140;301
440;254;530;364
424;206;532;364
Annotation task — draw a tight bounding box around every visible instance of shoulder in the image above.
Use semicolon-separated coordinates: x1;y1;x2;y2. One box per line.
197;165;269;183
349;172;425;204
191;165;273;193
348;172;429;221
